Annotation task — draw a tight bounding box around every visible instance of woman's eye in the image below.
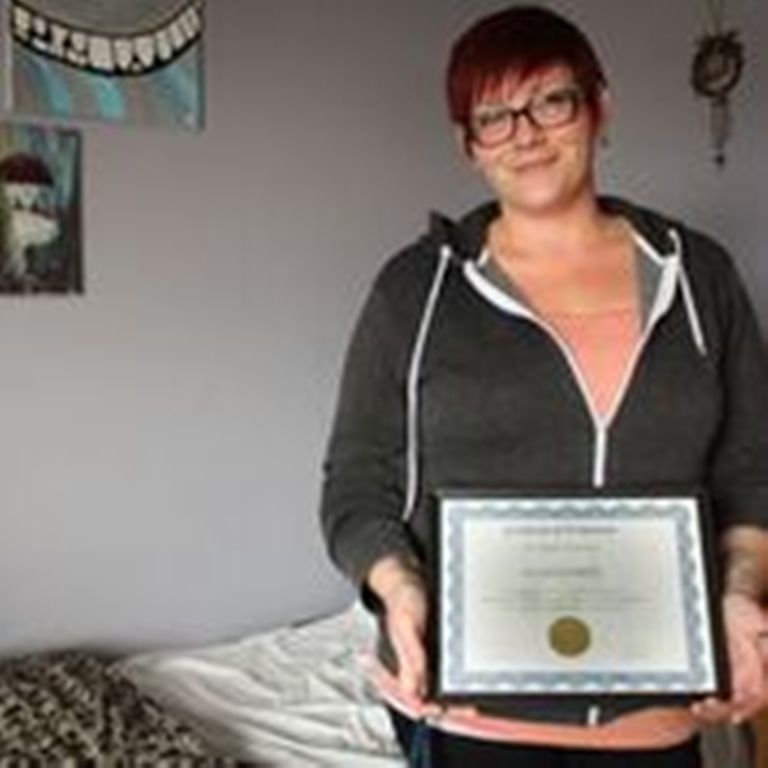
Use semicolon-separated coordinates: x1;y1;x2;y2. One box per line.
541;90;571;108
474;109;507;128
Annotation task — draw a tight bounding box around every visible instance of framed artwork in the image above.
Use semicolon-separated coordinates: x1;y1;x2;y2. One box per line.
0;123;82;294
8;1;205;130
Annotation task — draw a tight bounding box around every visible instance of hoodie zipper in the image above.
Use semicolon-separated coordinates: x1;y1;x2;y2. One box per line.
463;234;684;489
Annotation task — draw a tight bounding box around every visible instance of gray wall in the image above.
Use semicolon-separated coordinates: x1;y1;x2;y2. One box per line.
0;0;765;656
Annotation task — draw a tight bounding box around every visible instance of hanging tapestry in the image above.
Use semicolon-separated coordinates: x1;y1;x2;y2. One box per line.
9;1;205;130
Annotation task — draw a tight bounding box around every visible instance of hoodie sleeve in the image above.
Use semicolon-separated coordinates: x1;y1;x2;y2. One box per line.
319;257;424;591
707;250;768;531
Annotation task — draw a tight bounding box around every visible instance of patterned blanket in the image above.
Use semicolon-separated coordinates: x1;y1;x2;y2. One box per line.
0;650;237;765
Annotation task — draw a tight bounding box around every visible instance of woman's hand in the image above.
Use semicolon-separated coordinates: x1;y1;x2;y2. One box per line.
367;555;429;699
692;592;768;724
384;578;429;698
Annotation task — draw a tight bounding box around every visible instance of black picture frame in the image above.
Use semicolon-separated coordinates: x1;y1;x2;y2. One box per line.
426;487;730;714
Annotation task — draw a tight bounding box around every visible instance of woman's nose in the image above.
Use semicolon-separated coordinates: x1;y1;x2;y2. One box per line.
513;112;544;148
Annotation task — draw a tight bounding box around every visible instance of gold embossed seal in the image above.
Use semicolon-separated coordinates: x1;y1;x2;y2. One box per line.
549;616;591;657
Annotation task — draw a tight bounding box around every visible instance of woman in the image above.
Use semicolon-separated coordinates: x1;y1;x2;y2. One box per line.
320;6;768;766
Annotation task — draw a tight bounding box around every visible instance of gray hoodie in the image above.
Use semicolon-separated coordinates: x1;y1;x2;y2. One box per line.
319;196;768;723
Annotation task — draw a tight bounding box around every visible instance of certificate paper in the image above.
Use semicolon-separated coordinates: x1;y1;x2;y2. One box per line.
433;493;726;701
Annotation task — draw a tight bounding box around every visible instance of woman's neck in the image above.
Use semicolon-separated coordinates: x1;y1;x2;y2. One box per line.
493;195;620;264
487;193;639;317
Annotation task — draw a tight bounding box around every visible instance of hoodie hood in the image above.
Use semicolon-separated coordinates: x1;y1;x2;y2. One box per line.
427;194;706;359
427;195;683;263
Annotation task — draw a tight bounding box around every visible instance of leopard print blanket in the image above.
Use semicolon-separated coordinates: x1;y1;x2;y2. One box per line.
0;650;236;765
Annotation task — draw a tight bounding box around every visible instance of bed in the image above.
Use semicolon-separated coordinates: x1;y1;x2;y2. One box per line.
0;649;235;764
0;604;758;766
118;604;403;767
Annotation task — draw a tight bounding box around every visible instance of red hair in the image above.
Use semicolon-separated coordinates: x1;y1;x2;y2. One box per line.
446;6;607;135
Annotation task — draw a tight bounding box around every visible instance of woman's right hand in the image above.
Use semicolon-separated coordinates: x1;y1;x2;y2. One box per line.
367;555;429;699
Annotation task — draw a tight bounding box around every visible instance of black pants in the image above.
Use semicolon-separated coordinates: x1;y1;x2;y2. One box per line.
389;709;703;768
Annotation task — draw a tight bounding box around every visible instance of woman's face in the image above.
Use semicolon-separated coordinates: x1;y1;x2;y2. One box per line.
466;64;605;218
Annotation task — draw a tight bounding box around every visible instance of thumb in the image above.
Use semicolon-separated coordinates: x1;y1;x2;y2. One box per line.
390;615;427;698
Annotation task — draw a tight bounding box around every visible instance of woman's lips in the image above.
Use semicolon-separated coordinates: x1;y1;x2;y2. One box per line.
512;156;557;172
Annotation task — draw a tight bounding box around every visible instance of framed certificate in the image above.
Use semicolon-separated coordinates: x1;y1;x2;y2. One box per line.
429;490;729;707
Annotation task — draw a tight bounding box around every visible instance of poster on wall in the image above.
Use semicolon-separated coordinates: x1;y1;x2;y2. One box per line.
0;123;82;294
8;1;205;130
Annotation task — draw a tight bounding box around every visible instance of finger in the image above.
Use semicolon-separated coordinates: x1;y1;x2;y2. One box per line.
693;707;730;724
446;705;479;717
390;618;427;697
391;639;423;696
730;638;766;709
691;697;732;724
419;702;475;720
421;702;444;718
730;678;768;723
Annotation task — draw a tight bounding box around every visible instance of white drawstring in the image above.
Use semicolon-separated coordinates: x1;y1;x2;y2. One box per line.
669;229;708;357
402;245;453;521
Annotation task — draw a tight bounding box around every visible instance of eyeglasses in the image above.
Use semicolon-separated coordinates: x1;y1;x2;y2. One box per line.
469;85;585;148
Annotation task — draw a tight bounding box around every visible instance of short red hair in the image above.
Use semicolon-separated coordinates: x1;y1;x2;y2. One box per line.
446;6;607;135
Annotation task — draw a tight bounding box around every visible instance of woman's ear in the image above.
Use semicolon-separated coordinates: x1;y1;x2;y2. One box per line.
454;124;477;164
595;87;612;145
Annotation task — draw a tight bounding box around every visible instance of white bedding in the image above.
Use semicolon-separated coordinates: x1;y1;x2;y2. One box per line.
118;604;405;767
119;604;752;767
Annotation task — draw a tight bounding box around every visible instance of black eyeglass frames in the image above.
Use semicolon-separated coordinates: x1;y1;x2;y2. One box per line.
469;85;585;148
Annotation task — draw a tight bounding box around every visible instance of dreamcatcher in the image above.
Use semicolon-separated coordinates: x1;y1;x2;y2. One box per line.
691;0;745;167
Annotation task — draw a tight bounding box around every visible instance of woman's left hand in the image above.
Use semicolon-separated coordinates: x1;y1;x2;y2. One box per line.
692;592;768;724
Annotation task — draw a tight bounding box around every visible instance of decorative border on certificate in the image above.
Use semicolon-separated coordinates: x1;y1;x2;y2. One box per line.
434;493;724;699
